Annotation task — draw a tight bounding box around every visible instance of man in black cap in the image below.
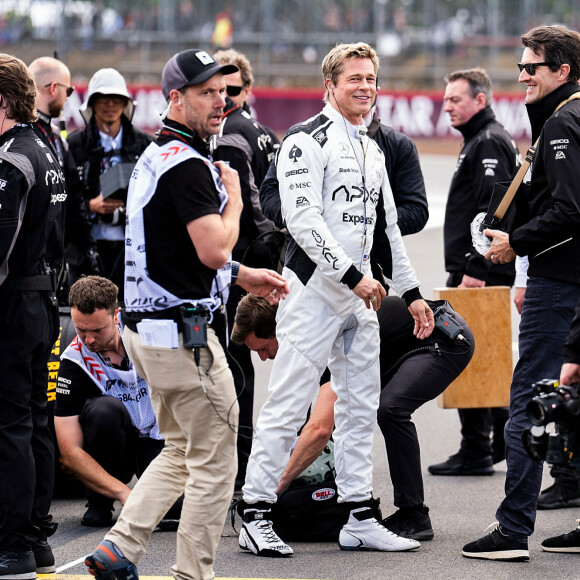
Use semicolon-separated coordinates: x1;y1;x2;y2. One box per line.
84;49;289;580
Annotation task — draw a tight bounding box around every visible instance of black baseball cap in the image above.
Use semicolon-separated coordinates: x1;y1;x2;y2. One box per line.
161;49;238;100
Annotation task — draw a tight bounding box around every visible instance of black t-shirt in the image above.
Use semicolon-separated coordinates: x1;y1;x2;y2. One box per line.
55;358;102;417
142;155;221;300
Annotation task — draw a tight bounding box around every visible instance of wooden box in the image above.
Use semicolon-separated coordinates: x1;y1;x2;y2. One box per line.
433;286;512;409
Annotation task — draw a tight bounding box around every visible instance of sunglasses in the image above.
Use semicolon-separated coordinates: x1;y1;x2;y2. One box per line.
517;62;556;76
226;85;245;97
45;82;75;97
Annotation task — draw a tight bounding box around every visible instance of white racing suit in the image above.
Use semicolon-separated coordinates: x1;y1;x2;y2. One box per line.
243;103;420;504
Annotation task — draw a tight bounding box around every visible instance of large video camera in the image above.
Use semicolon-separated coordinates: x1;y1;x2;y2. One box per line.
522;379;580;467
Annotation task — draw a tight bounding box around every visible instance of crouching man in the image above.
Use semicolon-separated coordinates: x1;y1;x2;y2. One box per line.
54;276;180;528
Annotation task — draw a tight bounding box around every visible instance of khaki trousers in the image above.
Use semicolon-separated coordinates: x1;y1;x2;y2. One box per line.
106;327;238;580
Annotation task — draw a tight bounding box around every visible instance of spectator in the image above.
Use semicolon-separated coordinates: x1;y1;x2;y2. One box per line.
429;68;520;477
68;68;152;301
463;25;580;561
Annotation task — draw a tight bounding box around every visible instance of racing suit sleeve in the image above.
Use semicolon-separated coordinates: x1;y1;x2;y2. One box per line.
277;132;359;286
510;114;580;257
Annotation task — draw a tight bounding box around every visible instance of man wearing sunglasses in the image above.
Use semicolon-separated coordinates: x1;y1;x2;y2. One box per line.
29;57;103;301
463;24;580;562
211;48;280;493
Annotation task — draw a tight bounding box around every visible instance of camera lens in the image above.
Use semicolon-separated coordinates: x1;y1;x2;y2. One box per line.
526;398;550;426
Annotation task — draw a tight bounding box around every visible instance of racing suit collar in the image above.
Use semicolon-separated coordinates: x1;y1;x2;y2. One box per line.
526;82;580;143
454;107;496;141
323;102;368;140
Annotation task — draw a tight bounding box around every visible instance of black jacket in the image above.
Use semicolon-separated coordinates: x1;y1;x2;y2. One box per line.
259;115;428;236
510;82;580;285
211;97;278;261
32;112;95;251
443;107;520;284
67;115;152;204
0;124;67;282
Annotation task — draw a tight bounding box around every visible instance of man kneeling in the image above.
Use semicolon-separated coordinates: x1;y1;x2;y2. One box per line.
54;276;180;528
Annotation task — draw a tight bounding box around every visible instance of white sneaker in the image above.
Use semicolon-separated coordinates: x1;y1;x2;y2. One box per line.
339;507;421;552
239;507;293;557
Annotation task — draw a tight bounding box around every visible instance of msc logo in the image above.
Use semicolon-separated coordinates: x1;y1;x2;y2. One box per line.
289;144;302;163
289;182;311;190
312;488;336;501
285;168;309;177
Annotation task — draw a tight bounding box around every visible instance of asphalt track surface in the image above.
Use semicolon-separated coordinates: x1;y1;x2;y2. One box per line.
45;154;580;579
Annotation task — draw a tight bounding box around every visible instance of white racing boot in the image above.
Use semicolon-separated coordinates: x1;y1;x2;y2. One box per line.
339;506;421;552
239;504;293;557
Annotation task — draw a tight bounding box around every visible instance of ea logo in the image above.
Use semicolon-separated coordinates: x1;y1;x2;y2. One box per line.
289;144;302;163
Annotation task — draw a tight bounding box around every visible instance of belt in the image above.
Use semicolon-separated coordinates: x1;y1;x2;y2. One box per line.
2;274;53;292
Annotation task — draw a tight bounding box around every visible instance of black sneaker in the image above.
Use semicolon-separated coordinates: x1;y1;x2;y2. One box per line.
428;453;494;476
81;502;114;527
85;540;138;580
541;519;580;552
382;505;434;541
462;522;529;561
0;551;36;579
31;541;56;574
537;483;580;510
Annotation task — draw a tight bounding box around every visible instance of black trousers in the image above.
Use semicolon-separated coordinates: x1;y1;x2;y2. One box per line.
80;397;164;509
225;283;255;487
96;240;125;302
377;315;474;508
0;289;59;552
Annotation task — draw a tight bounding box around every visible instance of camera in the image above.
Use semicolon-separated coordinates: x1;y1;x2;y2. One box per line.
522;379;580;467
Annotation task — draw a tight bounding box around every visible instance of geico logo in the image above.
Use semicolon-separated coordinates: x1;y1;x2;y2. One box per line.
51;193;68;204
57;377;71;384
285;168;309;177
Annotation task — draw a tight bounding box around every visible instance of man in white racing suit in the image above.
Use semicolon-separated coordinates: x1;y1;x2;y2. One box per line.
239;42;434;557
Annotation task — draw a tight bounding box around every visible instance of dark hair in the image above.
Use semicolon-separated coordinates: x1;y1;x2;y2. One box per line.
444;68;492;106
0;53;37;123
231;294;277;345
68;276;118;316
521;25;580;83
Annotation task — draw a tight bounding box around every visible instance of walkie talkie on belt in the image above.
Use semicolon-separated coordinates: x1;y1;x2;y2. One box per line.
179;304;208;365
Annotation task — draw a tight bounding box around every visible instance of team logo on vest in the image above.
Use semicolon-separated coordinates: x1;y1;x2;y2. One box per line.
289;144;302;163
312;488;335;501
